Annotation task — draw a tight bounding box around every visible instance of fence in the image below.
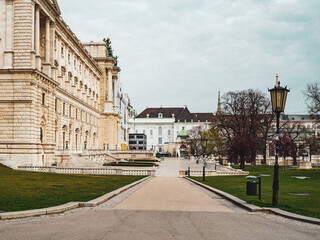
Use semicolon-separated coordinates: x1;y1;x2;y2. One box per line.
18;166;156;176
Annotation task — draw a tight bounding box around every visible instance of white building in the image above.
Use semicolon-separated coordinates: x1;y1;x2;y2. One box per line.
117;84;129;148
129;106;214;153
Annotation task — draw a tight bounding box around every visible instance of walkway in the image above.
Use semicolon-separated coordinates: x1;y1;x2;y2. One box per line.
0;158;319;240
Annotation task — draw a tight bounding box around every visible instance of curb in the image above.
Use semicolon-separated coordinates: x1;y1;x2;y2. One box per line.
184;177;320;225
0;176;151;220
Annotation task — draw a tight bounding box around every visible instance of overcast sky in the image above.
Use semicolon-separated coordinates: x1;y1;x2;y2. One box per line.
58;0;320;115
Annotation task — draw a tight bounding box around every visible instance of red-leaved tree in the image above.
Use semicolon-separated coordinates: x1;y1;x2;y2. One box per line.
228;132;256;170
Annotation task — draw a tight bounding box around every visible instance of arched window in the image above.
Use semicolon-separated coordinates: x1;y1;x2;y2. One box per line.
158;113;163;118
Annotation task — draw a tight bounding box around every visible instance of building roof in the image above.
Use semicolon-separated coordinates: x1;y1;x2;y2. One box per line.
136;106;214;123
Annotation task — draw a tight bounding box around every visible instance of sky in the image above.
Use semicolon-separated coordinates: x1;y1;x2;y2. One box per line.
58;0;320;115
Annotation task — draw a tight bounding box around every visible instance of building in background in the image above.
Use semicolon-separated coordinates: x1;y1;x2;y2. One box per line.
128;106;214;155
129;133;147;150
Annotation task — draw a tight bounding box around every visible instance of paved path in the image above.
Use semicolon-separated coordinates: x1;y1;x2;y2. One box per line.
0;158;319;240
113;177;233;212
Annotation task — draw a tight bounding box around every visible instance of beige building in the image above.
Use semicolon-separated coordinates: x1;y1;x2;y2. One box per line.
0;0;124;168
82;41;122;151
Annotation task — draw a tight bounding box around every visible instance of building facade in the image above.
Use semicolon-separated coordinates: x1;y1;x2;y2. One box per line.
0;0;128;167
129;133;147;150
129;106;214;154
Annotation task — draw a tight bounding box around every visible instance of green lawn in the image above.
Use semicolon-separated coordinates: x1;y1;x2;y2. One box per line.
0;164;145;212
192;165;320;219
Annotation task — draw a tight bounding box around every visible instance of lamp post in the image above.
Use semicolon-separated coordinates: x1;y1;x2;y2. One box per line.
201;138;208;181
268;74;289;206
188;152;191;177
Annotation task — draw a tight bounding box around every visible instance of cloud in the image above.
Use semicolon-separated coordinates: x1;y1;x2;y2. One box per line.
58;0;320;114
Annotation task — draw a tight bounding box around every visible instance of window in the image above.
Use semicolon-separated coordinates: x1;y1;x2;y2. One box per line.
61;44;65;57
168;129;171;135
63;103;66;115
54;38;57;52
158;137;162;144
86;113;88;123
69;105;72;118
42;93;45;105
158;113;163;118
40;128;43;143
76;108;78;119
158;127;162;135
150;130;153;136
55;98;57;112
74;56;77;70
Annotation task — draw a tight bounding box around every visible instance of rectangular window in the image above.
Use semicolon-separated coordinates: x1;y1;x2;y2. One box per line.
168;129;171;135
74;56;77;70
61;44;65;57
150;130;153;135
55;98;57;112
158;127;162;135
69;105;72;118
63;103;66;115
42;93;45;105
76;108;78;119
158;137;162;144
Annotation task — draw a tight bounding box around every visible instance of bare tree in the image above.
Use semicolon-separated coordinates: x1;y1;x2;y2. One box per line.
304;82;320;114
214;89;273;165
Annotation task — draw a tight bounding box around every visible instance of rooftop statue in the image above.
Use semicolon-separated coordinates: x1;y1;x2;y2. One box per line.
103;37;113;58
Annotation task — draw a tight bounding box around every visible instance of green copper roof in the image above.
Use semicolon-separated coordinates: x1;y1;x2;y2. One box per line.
177;127;189;137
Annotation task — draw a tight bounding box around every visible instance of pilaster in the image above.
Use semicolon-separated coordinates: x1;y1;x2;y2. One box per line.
3;0;13;69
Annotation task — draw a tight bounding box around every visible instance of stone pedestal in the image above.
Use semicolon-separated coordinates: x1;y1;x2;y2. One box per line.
299;161;312;169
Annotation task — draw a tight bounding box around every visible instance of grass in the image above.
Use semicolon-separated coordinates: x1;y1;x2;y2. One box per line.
191;165;320;219
0;164;145;212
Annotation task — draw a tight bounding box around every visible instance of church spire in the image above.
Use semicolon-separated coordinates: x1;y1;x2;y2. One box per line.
217;90;222;115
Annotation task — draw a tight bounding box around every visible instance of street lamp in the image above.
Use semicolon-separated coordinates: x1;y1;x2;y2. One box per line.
201;138;208;181
268;74;289;206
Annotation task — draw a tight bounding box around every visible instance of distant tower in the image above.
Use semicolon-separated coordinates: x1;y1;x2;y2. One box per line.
217;90;222;115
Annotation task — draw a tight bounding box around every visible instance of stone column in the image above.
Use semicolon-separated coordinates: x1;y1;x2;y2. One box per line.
46;18;50;62
43;17;51;77
104;68;113;112
113;77;118;110
35;6;41;70
51;26;56;80
107;68;112;101
3;0;14;69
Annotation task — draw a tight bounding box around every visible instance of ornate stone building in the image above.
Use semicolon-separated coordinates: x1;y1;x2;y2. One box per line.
82;41;122;151
0;0;125;167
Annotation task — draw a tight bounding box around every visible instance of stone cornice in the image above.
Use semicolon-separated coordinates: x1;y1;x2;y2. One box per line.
56;87;102;115
55;18;102;76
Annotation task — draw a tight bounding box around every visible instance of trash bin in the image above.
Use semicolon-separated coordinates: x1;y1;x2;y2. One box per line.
246;176;258;196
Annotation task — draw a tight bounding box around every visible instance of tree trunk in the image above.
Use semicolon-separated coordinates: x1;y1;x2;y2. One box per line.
262;149;267;165
240;156;245;170
293;155;297;166
283;157;287;171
